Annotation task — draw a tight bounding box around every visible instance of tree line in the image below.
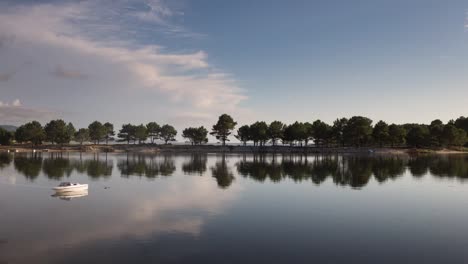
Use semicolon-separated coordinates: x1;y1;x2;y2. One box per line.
3;121;181;146
0;114;467;148
235;116;467;148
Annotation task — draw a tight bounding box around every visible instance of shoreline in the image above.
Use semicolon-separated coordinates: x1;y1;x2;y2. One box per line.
0;144;466;155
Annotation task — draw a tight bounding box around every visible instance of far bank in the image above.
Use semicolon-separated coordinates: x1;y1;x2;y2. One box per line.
0;144;466;155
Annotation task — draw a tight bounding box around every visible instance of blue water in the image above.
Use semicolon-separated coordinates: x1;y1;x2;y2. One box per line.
0;153;467;263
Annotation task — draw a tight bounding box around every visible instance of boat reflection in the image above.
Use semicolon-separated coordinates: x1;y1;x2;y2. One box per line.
51;189;89;201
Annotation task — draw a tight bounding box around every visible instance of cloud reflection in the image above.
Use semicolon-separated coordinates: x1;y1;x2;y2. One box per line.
1;153;467;263
0;153;242;263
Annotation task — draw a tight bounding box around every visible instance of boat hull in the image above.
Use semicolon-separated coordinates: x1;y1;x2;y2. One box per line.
52;184;88;192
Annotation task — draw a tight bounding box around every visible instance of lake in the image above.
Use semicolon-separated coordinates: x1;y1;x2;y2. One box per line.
0;152;468;264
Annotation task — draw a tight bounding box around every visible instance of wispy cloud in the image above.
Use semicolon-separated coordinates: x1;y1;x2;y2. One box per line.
465;10;468;29
133;0;173;23
0;99;56;124
0;34;14;49
0;0;246;125
51;65;88;80
0;72;14;81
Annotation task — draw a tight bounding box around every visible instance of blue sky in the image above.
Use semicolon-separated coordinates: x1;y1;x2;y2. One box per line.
0;0;467;138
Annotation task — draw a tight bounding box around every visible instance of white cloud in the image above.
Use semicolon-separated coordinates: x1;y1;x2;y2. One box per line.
133;0;173;23
0;1;248;126
0;99;20;107
0;99;56;124
465;10;468;29
12;99;21;107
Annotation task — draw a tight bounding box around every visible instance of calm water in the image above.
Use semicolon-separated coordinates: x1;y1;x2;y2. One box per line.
1;153;468;264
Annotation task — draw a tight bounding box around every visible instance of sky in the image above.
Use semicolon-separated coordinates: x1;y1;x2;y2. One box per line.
0;0;467;139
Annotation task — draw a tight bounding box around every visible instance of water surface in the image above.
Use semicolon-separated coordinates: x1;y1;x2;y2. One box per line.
1;153;468;263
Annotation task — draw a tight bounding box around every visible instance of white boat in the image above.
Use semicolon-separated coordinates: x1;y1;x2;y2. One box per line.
53;182;88;192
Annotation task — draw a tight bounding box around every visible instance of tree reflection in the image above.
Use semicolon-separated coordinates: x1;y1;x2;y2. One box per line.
42;153;73;179
14;153;43;180
408;156;431;177
236;154;409;188
159;156;176;176
281;156;312;182
4;152;468;187
407;155;468;179
118;154;176;178
182;154;208;175
0;153;12;169
428;155;468;179
237;155;282;182
211;154;235;189
310;156;339;184
236;154;468;187
371;156;406;183
338;156;373;188
10;153;113;179
74;153;113;179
